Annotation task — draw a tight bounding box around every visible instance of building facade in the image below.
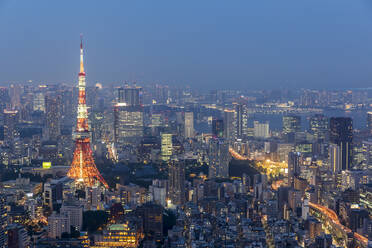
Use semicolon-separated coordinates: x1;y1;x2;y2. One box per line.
330;117;352;171
184;112;194;138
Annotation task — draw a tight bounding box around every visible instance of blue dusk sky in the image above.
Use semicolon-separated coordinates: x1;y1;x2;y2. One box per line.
1;0;372;90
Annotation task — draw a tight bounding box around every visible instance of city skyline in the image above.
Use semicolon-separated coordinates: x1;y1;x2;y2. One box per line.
0;1;372;247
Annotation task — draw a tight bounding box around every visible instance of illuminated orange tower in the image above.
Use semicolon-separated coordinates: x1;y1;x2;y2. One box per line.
67;37;108;188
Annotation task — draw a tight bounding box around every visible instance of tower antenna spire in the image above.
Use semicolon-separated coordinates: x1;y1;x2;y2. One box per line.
79;34;84;74
80;33;83;49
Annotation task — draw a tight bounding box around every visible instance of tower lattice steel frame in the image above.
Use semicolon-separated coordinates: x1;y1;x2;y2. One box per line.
67;37;108;188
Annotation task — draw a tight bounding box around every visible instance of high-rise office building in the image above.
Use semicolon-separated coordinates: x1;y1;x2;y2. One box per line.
208;138;230;178
224;109;236;141
85;86;100;112
367;112;372;136
149;180;167;207
9;84;21;110
330;117;353;143
283;115;301;134
277;187;289;218
47;212;70;239
362;139;372;168
45;94;61;140
309;114;328;141
235;104;243;138
3;110;19;147
329;144;341;174
154;84;170;104
151;114;163;127
7;224;30;248
253;121;270;139
288;152;301;187
242;105;249;137
168;158;185;206
330;117;352;171
0;195;7;248
184;112;194;138
161;133;172;161
118;85;141;106
60;89;74;126
33;92;45;112
212;119;224;138
43;180;63;210
136;203;163;242
114;86;144;145
0;88;10;115
283;115;301;142
60;202;83;231
114;105;144;145
277;143;293;163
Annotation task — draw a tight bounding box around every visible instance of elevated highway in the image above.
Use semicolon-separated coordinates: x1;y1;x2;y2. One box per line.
309;202;368;247
229;147;249;160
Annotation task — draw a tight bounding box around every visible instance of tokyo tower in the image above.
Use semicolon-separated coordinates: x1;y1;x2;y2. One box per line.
67;37;108;188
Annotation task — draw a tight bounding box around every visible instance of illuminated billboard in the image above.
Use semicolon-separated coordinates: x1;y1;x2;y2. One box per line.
42;162;52;169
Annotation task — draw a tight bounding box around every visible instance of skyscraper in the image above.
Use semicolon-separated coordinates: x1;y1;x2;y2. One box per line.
330;117;352;171
208;138;230;178
309;114;328;141
33;92;45;112
184;112;194;138
362;140;372;168
288;152;301;187
168;158;185;206
3;110;19;147
283;115;301;134
118;85;141;106
283;115;301;142
7;224;30;248
367;112;372;136
329;144;341;174
224;109;236;141
0;88;10;115
235;104;243;138
114;105;144;145
45;94;61;141
161;133;172;162
242;105;249;137
212;119;224;138
253;121;270;139
9;84;21;110
0;195;7;248
114;86;144;146
136;203;163;242
60;89;74;126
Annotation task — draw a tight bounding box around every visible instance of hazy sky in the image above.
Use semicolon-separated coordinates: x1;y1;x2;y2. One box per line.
1;0;372;90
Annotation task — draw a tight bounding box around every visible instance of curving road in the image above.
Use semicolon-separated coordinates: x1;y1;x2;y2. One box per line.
229;147;249;160
309;202;368;246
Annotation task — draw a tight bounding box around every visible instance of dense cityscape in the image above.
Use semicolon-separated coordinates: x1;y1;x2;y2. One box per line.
2;0;372;246
0;36;370;248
